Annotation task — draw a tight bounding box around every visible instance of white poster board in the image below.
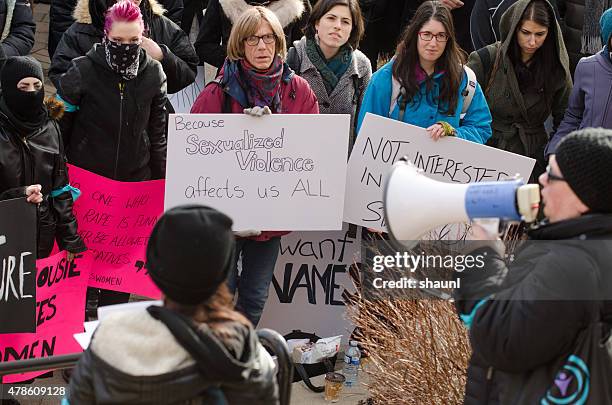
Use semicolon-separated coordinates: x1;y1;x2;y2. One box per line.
168;66;206;113
165;114;350;230
344;113;537;232
258;224;361;342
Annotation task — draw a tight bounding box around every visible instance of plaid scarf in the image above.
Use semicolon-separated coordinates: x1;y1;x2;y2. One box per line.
582;0;612;54
237;56;283;113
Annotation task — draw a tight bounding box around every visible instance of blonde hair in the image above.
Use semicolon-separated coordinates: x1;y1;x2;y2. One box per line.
226;6;287;61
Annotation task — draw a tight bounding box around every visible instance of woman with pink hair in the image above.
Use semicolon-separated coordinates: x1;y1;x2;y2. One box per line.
56;0;167;306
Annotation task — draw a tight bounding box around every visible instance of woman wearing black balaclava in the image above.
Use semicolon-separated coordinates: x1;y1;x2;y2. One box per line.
56;0;167;306
0;56;86;259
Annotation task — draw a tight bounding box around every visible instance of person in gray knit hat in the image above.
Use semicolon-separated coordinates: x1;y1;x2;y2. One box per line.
65;205;279;405
454;128;612;403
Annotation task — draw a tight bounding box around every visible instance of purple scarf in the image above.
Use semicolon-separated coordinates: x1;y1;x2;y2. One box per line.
238;56;283;113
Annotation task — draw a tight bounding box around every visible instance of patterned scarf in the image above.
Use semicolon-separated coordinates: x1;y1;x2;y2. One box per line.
237;56;283;113
582;0;612;54
103;37;141;81
306;37;353;95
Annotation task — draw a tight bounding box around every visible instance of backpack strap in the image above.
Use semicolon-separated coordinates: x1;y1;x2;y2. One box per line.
389;75;402;118
460;65;477;119
210;78;233;114
146;305;245;382
1;0;16;42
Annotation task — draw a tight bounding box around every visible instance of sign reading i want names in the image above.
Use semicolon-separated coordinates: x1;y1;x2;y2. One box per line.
344;113;536;232
165;114;350;231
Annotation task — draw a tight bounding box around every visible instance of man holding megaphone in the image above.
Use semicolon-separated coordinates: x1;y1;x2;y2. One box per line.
452;128;612;404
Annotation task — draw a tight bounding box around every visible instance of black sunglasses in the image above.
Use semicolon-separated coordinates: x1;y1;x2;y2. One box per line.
546;164;565;182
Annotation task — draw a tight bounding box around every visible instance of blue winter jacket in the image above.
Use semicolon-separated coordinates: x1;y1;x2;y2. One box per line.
356;60;492;144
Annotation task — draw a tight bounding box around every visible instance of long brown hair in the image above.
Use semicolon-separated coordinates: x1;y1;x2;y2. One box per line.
392;1;466;115
165;284;251;343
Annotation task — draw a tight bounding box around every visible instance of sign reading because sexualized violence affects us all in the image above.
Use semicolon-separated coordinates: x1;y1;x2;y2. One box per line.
165;114;350;231
0;198;37;334
68;164;163;298
0;251;92;383
344;113;537;232
258;224;361;342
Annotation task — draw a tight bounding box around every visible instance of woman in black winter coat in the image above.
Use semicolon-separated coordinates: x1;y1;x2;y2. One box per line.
56;0;166;307
49;0;197;102
455;128;612;403
0;56;86;259
194;0;311;68
56;0;167;182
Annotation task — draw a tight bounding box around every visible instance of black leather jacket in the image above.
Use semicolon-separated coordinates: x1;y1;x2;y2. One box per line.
57;44;167;181
0;102;86;258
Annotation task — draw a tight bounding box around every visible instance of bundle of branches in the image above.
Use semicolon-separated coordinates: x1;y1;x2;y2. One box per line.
347;223;527;404
349;297;469;404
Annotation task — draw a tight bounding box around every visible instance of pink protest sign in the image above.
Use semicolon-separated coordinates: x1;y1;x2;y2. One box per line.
0;251;92;383
68;164;163;298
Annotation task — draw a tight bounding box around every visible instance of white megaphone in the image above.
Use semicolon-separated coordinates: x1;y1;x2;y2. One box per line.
383;158;540;245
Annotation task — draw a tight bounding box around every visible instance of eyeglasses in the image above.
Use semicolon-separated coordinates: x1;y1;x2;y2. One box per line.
418;31;449;42
245;34;276;46
546;164;565;182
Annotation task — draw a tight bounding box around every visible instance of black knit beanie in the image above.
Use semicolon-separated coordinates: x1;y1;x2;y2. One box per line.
146;205;235;305
555;128;612;213
1;56;44;89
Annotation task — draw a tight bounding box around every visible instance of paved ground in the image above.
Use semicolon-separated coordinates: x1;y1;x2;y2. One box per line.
30;2;55;97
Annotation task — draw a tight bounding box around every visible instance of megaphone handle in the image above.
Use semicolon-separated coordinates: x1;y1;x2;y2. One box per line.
472;218;500;236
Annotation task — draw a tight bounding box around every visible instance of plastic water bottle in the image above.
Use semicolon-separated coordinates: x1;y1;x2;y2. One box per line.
343;340;361;387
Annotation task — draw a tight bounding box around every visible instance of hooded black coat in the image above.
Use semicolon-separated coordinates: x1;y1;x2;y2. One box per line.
455;215;612;404
49;0;197;96
194;0;311;68
57;44;167;182
0;99;86;258
48;0;184;58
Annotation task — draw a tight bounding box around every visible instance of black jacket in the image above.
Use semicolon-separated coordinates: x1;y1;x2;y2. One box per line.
557;0;586;76
455;215;612;404
0;0;35;56
57;44;167;181
0;100;86;258
48;0;184;58
48;0;196;95
67;308;279;404
195;0;311;68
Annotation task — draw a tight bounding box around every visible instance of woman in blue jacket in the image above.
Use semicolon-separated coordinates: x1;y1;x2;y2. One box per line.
356;0;492;144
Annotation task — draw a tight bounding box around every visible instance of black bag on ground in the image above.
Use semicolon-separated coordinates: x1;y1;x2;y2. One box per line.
283;330;337;393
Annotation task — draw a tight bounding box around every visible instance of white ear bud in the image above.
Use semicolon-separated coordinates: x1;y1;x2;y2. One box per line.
0;235;6;246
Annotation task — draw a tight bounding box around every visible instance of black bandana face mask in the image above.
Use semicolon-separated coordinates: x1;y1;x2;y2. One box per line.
103;37;141;81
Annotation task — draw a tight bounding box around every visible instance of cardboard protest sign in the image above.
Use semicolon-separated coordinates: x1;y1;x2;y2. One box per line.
0;251;92;382
0;198;37;334
344;114;536;232
68;165;162;298
258;224;361;342
165;114;350;231
168;66;206;113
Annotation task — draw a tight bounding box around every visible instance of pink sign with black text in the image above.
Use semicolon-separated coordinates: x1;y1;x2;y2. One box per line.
68;164;163;298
